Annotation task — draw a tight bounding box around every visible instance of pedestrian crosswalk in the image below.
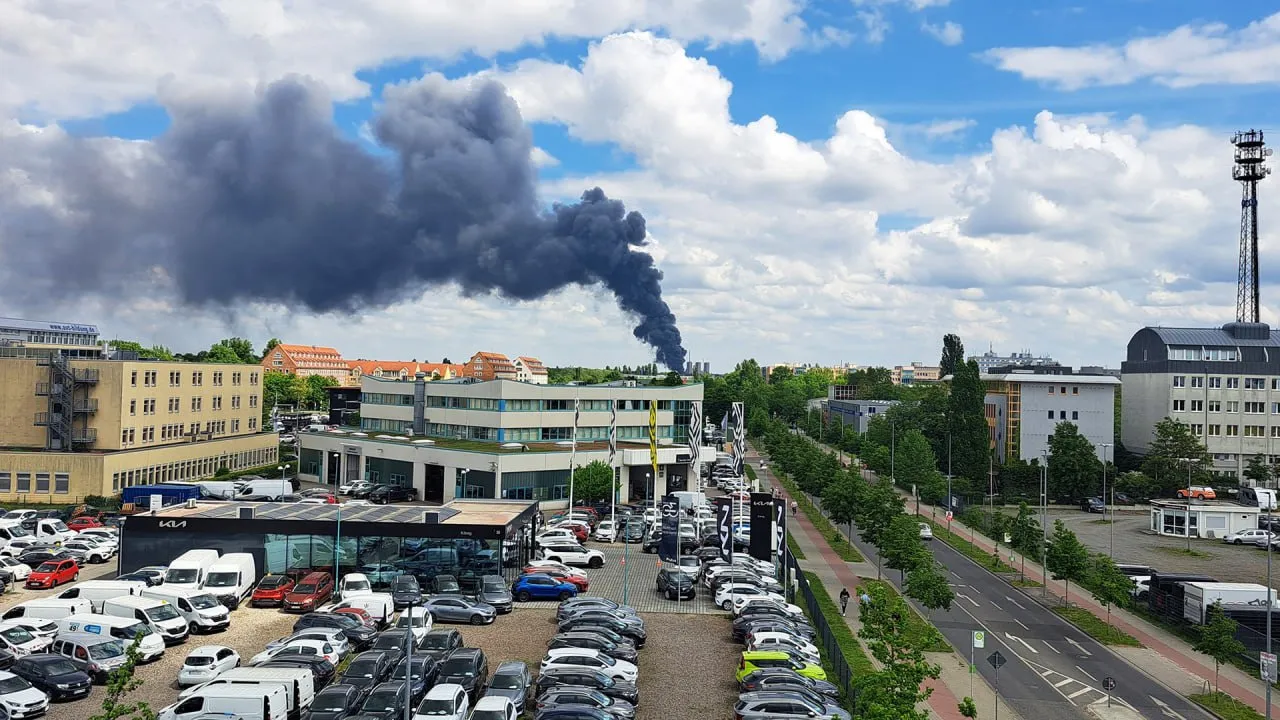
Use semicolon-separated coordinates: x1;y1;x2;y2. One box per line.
1023;656;1131;710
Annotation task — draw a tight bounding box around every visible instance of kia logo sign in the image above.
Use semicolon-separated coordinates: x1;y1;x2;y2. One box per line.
158;520;187;529
751;499;772;508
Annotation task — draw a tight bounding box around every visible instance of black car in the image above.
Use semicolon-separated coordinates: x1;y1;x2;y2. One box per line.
294;613;377;649
536;686;637;720
475;574;513;614
1081;497;1105;513
432;574;460;595
0;649;15;670
17;550;71;567
390;656;437;705
369;485;417;504
11;654;92;701
655;568;695;600
115;572;163;587
548;633;639;664
437;648;489;702
418;629;463;660
485;660;531;714
258;657;337;688
535;707;614;720
557;617;646;648
390;576;421;609
309;684;365;720
618;522;645;544
640;533;662;554
369;630;416;668
338;651;393;699
358;681;409;720
738;668;840;699
533;668;640;706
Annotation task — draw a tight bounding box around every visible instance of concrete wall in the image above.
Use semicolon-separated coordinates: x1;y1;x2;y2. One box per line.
0;359;50;447
1018;380;1115;461
1120;372;1171;456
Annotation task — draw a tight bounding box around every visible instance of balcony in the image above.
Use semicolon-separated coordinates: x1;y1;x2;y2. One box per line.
72;429;97;444
73;399;98;413
33;412;51;426
72;369;99;383
35;383;50;396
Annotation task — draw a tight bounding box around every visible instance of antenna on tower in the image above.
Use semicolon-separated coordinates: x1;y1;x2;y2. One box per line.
1233;129;1272;323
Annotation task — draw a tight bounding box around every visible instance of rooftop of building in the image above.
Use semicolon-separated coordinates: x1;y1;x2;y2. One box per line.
0;317;99;334
1139;323;1280;348
980;372;1120;385
143;497;536;526
274;344;345;356
1149;498;1261;513
308;428;670;454
361;375;703;391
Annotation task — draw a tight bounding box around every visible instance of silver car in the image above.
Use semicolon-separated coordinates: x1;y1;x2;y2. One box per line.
423;595;497;625
735;691;851;720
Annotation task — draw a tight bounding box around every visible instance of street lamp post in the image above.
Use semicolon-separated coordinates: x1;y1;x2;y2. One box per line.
1177;458;1196;551
1041;451;1049;601
334;502;342;584
1099;443;1113;557
946;431;953;532
458;468;469;499
403;598;415;720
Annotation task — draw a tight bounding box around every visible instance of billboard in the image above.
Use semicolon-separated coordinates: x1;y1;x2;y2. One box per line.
749;492;774;562
716;500;733;562
658;495;680;563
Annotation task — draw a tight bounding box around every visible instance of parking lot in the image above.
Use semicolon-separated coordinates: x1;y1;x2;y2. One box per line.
520;542;726;615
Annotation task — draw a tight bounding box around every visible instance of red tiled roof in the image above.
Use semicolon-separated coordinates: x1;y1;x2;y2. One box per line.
517;356;548;374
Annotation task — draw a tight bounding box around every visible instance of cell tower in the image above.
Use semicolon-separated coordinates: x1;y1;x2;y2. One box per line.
1233;129;1272;323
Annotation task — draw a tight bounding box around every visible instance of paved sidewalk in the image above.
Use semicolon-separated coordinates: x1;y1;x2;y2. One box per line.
801;433;1280;717
748;446;1017;720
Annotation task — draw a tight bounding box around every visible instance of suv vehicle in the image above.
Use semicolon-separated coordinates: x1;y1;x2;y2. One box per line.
735;690;850;720
1081;497;1105;514
252;575;296;607
736;651;826;683
655;568;695;600
285;572;335;613
548;633;639;665
369;485;417;504
418;629;463;660
533;668;639;706
294;612;377;648
557;617;646;648
437;648;489;702
540;544;605;569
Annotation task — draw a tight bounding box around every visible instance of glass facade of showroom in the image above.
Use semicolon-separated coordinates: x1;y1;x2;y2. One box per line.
119;501;541;589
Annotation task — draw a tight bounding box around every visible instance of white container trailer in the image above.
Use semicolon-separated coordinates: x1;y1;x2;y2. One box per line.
1183;581;1279;624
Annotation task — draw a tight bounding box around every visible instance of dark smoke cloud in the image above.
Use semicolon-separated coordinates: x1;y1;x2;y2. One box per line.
0;75;687;370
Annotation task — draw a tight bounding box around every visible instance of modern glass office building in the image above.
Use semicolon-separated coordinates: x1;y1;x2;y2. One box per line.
119;499;541;588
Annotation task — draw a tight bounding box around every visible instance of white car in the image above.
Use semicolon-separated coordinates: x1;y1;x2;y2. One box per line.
5;618;55;640
415;682;469;720
539;543;606;568
592;521;617;543
735;597;805;619
248;639;340;667
337;481;359;495
642;508;662;525
539;648;638;683
0;669;48;718
1224;528;1273;545
265;628;350;658
75;535;116;553
393;607;434;641
524;560;587;578
0;559;30;582
715;584;784;612
470;695;517;720
919;523;934;541
60;540;111;564
748;632;821;664
729;556;775;575
536;530;578;547
177;645;240;687
0;623;51;657
78;528;119;544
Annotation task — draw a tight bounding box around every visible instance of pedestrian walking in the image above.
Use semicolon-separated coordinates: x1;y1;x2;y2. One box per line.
790;501;798;517
838;587;850;616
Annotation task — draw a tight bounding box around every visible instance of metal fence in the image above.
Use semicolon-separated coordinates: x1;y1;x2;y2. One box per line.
788;551;858;701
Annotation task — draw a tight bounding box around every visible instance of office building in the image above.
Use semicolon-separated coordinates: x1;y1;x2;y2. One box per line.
891;363;941;385
970;349;1059;374
466;352;518;381
0;356;278;502
825;398;899;435
983;371;1119;463
0;317;102;359
1122;322;1280;482
261;344;354;385
512;357;549;384
298;375;709;507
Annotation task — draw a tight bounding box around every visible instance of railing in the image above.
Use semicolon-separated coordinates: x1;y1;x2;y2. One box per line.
788;552;858;702
71;429;97;444
32;412;51;426
73;399;98;413
71;369;98;383
34;382;50;396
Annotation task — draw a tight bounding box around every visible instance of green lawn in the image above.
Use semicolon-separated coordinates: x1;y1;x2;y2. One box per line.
1052;606;1142;647
862;579;952;652
1192;692;1265;720
924;520;1016;573
787;533;807;560
803;572;875;678
1154;546;1212;559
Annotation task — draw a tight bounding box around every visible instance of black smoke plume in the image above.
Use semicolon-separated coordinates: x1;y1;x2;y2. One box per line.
1;75;687;370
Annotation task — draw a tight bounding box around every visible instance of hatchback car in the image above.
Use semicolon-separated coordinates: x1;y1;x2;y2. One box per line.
482;660;530;714
536;686;637;720
310;683;364;720
655;568;695;600
470;695;517;720
294;612;377;649
0;668;48;718
252;575;296;607
24;560;77;590
368;631;415;668
284;572;335;613
10;654;91;701
523;566;589;592
415;683;468;720
738;668;841;699
390;576;422;609
338;651;393;699
918;523;934;540
390;655;438;705
177;645;240;687
557;617;647;648
417;630;463;661
437;648;488;702
251;639;341;667
533;668;639;707
512;574;578;602
548;633;639;665
737;651;826;683
65;517;102;532
748;632;821;664
359;680;410;719
423;596;496;626
541;648;637;683
555;598;632;621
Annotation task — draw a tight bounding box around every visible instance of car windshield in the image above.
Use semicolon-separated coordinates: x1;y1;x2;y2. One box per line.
185;656;215;667
0;627;34;645
278;646;317;657
293;584;316;594
313;695;347;712
147;605;181;622
374;635;406;650
489;672;523;689
42;658;78;675
190;594;221;610
0;677;30;693
391;661;424;680
439;659;475;677
362;691;398;712
111;622;151;639
420;634;452;649
166;569;199;584
395;616;423;629
482;579;505;591
35;563;60;573
205;572;238;588
346;660;378;677
258;577;288;589
417;698;456;715
471;711;507;720
345;580;370;592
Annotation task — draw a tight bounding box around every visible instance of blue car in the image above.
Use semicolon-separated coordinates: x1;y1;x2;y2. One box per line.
512;573;579;602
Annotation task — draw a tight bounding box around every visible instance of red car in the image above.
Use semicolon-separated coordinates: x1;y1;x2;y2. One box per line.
552;522;589;542
26;559;78;589
283;571;334;613
66;517;103;532
250;575;295;607
522;567;589;591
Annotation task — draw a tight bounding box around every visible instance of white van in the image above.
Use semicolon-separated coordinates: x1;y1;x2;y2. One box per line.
164;549;222;589
31;519;76;545
56;580;146;612
139;587;230;634
0;621;52;656
0;521;33;546
101;596;189;645
236;479;291;500
1242;486;1279;510
180;666;314;717
203;553;257;609
160;683;289;720
1;598;92;622
318;594;395;629
57;613;165;661
338;573;372;598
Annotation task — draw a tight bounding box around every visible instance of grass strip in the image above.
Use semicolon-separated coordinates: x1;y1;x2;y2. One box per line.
1052;606;1142;647
862;579;952;653
787;532;807;560
771;470;864;563
803;571;875;678
1154;546;1212;559
1011;578;1043;588
924;520;1016;573
1191;692;1265;720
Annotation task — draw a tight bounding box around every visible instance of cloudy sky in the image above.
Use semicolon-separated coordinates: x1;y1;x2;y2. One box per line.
0;1;1275;371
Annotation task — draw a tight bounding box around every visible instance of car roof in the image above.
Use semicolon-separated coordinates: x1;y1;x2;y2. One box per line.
474;696;514;710
316;684;358;697
424;628;460;637
739;690;821;703
546;647;603;658
743;650;790;660
352;651;388;662
445;648;483;660
188;645;232;657
494;660;527;673
521;573;555;581
425;682;467;698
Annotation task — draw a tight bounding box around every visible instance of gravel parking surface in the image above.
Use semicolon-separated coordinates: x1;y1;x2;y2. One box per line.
635;613;738;720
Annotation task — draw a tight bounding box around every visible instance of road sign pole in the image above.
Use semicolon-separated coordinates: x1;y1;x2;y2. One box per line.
1103;677;1116;708
994;664;999;720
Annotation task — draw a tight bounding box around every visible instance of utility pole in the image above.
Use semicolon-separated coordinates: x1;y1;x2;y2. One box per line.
1099;442;1112;557
946;431;953;533
1041;451;1048;601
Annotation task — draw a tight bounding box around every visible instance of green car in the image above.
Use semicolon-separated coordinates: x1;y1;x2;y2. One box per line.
736;650;827;683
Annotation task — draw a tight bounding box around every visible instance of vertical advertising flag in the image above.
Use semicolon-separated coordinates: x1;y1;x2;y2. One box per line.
648;400;659;481
774;498;786;561
659;495;680;562
687;400;702;477
608;400;617;466
749;492;775;562
716;498;733;562
573;398;581;439
731;402;745;477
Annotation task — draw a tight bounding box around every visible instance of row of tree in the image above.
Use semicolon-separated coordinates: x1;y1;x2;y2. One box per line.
106;337;281;364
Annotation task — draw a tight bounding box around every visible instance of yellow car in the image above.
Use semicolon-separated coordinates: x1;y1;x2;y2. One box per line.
736;650;827;683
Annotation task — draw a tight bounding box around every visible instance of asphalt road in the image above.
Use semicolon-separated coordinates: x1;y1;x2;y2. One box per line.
845;526;1210;720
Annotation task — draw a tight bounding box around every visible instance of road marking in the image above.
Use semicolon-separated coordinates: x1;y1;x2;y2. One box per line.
947;583;968;588
1014;619;1029;630
1004;632;1039;654
1075;665;1097;681
1043;640;1060;654
1067;687;1094;700
1005;596;1025;610
1066;638;1092;656
1040;669;1054;678
1150;695;1188;720
951;570;963;579
990;601;1002;610
957;593;981;607
1054;679;1074;688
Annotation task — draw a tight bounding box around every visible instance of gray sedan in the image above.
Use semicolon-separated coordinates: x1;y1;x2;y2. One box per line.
422;595;497;625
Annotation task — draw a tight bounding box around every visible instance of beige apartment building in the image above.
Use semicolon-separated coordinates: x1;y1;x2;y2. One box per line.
0;356;278;502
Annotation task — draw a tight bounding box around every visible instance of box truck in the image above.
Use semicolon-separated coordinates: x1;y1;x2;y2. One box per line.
1183;581;1279;624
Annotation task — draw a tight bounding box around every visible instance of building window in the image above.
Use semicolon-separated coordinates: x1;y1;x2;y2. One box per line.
249;417;257;430
1191;377;1204;388
1228;377;1240;389
212;396;222;411
1059;411;1067;420
131;371;137;387
1048;386;1054;395
192;371;203;386
34;473;49;494
213;371;223;386
191;397;202;412
232;372;242;386
1245;425;1265;437
1227;401;1239;413
0;473;9;492
250;373;259;386
169;371;180;387
1072;387;1079;395
1209;424;1222;436
1047;410;1054;419
16;473;29;493
1071;411;1079;420
1246;402;1265;414
129;399;136;416
1191;400;1204;411
1226;425;1239;436
1173;376;1186;387
1209;401;1222;412
1246;378;1267;390
250;396;258;408
1209;377;1222;388
232;419;240;432
1191;424;1204;436
231;396;240;409
1173;400;1186;411
54;473;69;494
1272;427;1280;438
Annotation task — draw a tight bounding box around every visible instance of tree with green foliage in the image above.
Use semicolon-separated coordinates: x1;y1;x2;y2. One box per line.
209;337;257;364
1089;553;1134;626
305;374;339;409
1245;454;1273;489
958;697;978;719
880;514;929;581
845;367;898;401
946;360;991;487
263;370;305;420
905;559;955;610
1008;502;1041;580
1046;520;1090;604
264;338;282;354
1047;422;1102;501
855;583;939;720
939;334;965;378
657;371;683;386
89;635;156;720
572;461;618;503
205;343;242;364
855;479;903;579
768;366;794;384
1141;418;1210;496
822;475;861;538
104;339;174;361
895;429;945;502
1193;604;1245;693
1115;470;1159;503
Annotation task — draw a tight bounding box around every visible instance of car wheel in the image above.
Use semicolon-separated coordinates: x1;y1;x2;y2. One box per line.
667;589;676;600
516;591;531;602
722;600;732;611
558;590;573;601
588;557;603;569
470;614;485;626
1235;539;1243;545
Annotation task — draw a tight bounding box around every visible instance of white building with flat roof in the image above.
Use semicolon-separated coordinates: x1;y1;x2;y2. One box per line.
983;372;1120;463
0;317;101;358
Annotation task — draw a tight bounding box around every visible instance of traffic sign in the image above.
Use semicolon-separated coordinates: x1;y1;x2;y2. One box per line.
1103;677;1116;691
1262;652;1277;683
946;510;954;522
1003;533;1012;544
972;631;985;649
986;651;1006;669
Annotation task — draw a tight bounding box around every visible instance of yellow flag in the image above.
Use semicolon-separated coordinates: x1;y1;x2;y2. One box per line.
649;401;659;477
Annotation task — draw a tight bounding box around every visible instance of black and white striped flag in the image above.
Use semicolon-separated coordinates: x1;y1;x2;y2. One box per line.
687;401;702;468
573;398;580;440
731;401;746;476
608;401;617;465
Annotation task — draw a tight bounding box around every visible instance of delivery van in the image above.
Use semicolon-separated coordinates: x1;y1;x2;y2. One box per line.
1;598;92;622
140;587;231;634
50;631;128;683
164;549;221;590
203;553;257;609
235;479;290;501
160;683;288;720
101;596;190;645
179;666;314;718
57;613;165;661
56;579;146;612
